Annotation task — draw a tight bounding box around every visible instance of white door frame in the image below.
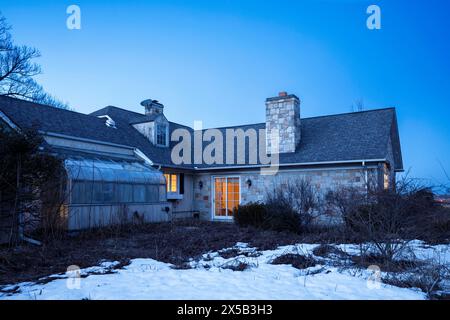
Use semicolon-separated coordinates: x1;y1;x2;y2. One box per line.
211;175;241;220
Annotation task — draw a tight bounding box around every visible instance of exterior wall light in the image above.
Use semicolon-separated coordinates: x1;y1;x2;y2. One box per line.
198;181;203;189
246;179;252;188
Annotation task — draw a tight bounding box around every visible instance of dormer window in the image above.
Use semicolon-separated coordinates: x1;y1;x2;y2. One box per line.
156;123;168;146
132;99;170;146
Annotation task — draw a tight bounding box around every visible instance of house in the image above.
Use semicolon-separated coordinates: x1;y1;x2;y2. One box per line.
0;92;403;230
435;195;450;208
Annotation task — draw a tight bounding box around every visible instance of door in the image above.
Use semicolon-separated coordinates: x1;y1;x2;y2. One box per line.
213;176;240;219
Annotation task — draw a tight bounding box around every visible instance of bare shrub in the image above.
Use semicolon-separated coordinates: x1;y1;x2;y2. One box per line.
325;176;442;262
263;203;301;233
234;202;267;229
382;262;449;299
221;258;254;271
218;248;261;259
351;253;424;273
222;261;251;272
416;205;450;244
313;244;349;259
171;262;193;270
265;178;320;232
271;253;318;269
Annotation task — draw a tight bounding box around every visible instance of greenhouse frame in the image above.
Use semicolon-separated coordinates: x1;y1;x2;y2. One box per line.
63;157;170;230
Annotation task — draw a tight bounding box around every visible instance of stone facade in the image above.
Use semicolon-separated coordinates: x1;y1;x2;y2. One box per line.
193;174;213;220
192;166;379;221
265;93;301;154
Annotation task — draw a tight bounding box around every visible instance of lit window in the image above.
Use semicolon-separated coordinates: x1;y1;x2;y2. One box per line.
384;164;390;190
156;124;167;146
164;173;178;193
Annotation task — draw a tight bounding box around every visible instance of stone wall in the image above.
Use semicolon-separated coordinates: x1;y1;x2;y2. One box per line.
193;165;380;221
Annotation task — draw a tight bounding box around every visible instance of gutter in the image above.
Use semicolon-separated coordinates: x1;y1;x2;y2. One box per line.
40;131;136;150
0;110;20;131
192;158;388;171
134;148;154;166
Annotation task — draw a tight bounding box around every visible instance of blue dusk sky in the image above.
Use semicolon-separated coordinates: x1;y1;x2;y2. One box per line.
0;0;449;185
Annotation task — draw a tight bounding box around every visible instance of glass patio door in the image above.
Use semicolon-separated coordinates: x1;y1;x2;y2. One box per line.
213;177;240;219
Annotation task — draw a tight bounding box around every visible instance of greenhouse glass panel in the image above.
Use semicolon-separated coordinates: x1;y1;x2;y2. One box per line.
159;185;167;202
133;184;146;203
72;181;93;204
65;157;167;205
103;183;114;203
145;185;159;202
93;182;104;203
65;158;166;185
117;184;133;203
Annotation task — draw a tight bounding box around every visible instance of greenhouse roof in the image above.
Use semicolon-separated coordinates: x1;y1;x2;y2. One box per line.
65;157;165;185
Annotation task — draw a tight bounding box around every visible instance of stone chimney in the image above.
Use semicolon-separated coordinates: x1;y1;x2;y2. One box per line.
141;99;164;116
265;92;301;154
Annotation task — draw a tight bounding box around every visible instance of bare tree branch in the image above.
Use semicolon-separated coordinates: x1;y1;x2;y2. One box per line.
0;12;68;109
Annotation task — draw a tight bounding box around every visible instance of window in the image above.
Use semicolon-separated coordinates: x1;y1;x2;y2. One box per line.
156;124;167;146
164;173;178;193
384;164;390;190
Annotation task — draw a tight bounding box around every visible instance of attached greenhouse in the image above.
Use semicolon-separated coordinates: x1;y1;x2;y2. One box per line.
62;157;170;230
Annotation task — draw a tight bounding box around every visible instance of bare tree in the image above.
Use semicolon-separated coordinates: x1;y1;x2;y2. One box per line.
437;159;450;195
0;127;66;245
0;13;68;109
350;98;365;112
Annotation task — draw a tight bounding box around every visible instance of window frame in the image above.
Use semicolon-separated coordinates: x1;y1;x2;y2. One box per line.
383;164;391;190
164;173;179;194
156;123;168;147
211;175;241;220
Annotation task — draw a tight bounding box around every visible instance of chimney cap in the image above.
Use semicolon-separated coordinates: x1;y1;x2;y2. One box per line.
266;92;300;102
140;99;164;108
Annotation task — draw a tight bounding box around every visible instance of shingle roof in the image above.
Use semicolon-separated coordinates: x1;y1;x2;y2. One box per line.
186;107;402;170
0;97;189;168
0;96;403;171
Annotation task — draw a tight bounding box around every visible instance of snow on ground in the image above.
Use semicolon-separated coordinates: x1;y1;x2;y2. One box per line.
1;241;447;300
335;240;450;264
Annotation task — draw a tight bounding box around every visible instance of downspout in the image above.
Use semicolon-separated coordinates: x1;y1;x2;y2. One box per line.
18;213;42;246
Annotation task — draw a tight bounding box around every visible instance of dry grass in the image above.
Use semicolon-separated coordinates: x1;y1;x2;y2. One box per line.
312;244;349;259
0;219;304;285
271;253;318;270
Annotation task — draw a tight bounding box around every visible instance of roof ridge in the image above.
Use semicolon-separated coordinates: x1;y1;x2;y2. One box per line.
0;95;102;119
202;122;265;131
199;107;395;131
91;105;145;117
169;121;194;130
303;107;395;120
